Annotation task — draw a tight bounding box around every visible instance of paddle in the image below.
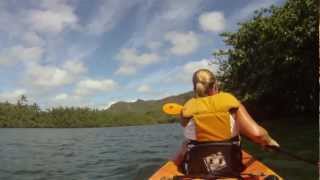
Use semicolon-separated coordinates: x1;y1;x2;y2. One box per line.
162;102;318;167
162;103;183;115
265;145;318;166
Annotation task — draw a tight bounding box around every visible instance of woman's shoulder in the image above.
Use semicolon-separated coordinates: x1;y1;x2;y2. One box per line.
217;91;238;99
214;91;240;107
184;97;196;106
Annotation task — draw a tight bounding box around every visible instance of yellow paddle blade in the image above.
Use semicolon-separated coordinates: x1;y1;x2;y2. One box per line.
162;103;183;115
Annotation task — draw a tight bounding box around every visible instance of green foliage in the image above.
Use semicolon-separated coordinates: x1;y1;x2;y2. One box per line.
0;101;156;128
215;0;317;115
0;92;191;128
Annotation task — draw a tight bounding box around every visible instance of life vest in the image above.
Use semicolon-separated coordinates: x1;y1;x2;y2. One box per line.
182;92;240;142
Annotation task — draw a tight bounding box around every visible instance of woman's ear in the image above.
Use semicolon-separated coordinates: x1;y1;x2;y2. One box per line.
209;82;219;95
214;81;220;92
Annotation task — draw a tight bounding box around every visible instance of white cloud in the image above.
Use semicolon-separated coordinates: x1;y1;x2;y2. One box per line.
183;59;219;81
116;48;160;75
26;64;72;88
0;89;27;103
27;1;78;33
115;65;137;75
74;79;118;96
165;31;199;56
0;46;44;65
146;41;163;50
233;0;282;23
137;84;151;93
123;59;218;99
17;46;44;62
85;0;139;35
49;92;85;107
199;11;225;32
0;2;25;36
183;59;215;75
117;48;160;66
104;100;117;109
104;98;138;110
22;32;45;46
53;93;68;101
121;0;202;51
165;59;219;83
27;10;77;33
226;0;283;30
25;60;87;88
63;60;87;75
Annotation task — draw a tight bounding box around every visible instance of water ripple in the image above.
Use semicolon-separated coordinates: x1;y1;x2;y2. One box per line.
0;124;183;180
14;169;44;175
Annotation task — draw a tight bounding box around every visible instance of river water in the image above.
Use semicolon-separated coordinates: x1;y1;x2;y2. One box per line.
0;123;317;180
0;124;183;180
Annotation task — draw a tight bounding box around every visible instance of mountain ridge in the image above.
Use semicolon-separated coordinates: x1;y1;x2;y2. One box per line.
105;91;193;123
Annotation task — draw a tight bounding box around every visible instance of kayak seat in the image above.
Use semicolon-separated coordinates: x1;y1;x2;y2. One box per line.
182;137;244;179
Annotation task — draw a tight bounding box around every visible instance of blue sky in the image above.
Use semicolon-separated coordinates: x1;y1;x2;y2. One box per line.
0;0;285;109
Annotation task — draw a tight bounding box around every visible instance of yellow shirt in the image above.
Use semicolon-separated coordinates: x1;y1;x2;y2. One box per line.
182;92;240;141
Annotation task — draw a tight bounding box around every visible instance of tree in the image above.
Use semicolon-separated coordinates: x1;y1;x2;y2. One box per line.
17;94;28;106
215;0;317;115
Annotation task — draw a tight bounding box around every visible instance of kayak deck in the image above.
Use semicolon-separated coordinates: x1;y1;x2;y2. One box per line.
149;150;282;180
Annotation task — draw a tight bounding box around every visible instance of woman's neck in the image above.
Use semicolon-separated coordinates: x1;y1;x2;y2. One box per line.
208;88;219;96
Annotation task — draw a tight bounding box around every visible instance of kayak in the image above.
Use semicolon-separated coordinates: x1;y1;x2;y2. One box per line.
149;149;283;180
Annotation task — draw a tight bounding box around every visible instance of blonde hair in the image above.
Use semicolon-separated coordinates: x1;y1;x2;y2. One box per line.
192;69;216;97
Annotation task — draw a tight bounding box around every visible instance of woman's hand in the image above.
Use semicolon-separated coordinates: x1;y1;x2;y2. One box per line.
180;111;192;127
267;137;280;147
236;104;280;148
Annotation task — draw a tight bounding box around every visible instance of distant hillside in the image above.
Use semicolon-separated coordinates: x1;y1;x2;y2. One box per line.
107;91;192;112
0;92;194;128
106;91;193;123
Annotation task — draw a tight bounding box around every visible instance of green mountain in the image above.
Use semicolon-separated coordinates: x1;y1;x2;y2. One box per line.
0;91;193;128
105;91;193;124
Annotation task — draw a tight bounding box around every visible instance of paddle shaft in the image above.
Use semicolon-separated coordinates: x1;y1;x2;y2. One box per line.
266;145;317;166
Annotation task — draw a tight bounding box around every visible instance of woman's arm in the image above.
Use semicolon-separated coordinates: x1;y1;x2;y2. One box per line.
236;104;279;147
180;101;193;127
180;111;192;127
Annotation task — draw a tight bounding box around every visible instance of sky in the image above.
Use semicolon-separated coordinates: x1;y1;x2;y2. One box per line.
0;0;285;109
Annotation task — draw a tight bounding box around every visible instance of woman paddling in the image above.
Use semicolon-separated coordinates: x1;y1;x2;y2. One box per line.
178;69;279;178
